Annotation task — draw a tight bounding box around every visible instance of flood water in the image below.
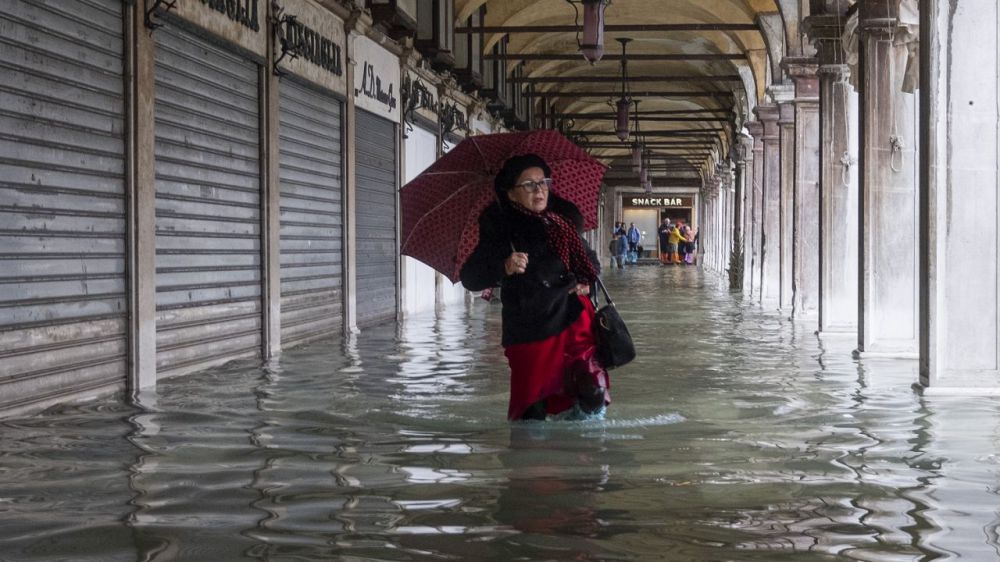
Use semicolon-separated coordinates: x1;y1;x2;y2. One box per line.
2;266;1000;561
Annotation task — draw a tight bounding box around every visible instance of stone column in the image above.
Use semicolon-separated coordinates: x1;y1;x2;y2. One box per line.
777;99;795;311
342;21;363;334
745;121;765;298
733;146;747;289
261;1;282;358
857;1;920;357
784;58;822;319
715;187;723;271
805;14;860;335
920;0;1000;392
754;104;781;306
126;2;157;389
722;167;733;274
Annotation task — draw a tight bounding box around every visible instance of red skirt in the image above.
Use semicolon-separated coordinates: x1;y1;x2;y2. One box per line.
503;295;610;420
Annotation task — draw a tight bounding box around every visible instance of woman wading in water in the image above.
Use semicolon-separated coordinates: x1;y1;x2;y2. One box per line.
460;154;610;421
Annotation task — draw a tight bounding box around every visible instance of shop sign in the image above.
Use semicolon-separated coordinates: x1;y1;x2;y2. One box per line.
272;0;346;94
402;69;438;124
624;195;694;208
353;35;400;122
440;99;469;139
166;0;266;57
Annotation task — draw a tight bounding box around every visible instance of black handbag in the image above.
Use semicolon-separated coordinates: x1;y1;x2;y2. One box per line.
590;277;636;369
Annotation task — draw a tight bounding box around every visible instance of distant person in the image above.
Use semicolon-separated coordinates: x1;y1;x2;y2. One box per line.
613;221;626;238
685;226;699;265
667;221;686;264
679;224;691;264
609;232;627;269
657;218;672;265
626;222;641;263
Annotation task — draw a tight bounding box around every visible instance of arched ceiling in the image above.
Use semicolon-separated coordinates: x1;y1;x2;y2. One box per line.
455;0;790;176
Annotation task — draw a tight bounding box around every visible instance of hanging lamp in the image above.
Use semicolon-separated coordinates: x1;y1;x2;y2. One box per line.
614;37;632;141
631;99;643;172
567;0;610;64
641;148;653;193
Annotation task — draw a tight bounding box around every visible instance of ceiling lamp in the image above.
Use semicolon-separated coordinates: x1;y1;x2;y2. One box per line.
614;38;632;141
631;100;643;172
641;149;652;193
568;0;610;64
640;157;651;193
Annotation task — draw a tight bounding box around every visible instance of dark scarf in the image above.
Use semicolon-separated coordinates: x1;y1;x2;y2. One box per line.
509;202;598;285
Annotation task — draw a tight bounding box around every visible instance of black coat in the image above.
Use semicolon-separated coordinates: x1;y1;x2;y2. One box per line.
460;194;600;346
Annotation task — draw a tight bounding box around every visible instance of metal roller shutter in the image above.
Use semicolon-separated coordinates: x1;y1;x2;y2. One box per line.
154;25;262;377
354;110;398;327
0;0;126;414
278;78;344;346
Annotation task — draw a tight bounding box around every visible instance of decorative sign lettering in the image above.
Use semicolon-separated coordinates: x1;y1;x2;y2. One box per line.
401;71;438;131
440;101;468;137
199;0;259;31
357;61;397;111
271;0;346;94
624;195;694;208
353;35;401;122
276;16;342;75
166;0;266;57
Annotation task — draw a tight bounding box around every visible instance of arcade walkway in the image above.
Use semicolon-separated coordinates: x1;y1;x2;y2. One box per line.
1;268;998;560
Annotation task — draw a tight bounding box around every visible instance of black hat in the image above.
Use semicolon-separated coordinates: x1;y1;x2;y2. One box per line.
494;153;552;193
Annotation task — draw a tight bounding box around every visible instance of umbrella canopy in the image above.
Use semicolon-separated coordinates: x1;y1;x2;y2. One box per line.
400;130;607;283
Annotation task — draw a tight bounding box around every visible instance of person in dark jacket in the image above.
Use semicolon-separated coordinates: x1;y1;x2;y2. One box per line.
460;154;610;421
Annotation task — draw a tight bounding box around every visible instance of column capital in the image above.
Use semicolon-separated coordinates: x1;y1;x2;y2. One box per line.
733;136;753;164
778;101;795;125
803;14;848;66
766;83;795;105
817;63;851;80
754;104;780;139
859;0;902;36
782;57;820;100
745;120;764;150
754;104;779;120
801;13;846;40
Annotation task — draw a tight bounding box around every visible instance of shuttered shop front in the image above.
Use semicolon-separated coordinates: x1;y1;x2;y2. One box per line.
0;0;127;413
153;24;263;376
278;78;344;345
355;110;398;327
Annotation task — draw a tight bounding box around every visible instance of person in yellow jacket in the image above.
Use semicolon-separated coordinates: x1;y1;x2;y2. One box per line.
666;222;686;264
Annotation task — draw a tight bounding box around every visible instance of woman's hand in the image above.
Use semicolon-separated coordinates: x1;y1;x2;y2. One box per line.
569;283;590;296
504;252;529;276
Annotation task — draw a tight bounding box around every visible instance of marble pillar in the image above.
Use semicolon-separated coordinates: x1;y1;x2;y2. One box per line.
920;0;1000;392
784;59;822;319
733;144;748;290
723;167;733;275
805;14;860;334
857;1;920;357
755;105;781;307
745;121;765;299
777;100;796;311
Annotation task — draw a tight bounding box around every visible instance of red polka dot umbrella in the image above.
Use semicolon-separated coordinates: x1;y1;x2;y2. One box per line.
400;129;607;283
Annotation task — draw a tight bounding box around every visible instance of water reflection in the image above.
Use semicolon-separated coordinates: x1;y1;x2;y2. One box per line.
1;267;1000;560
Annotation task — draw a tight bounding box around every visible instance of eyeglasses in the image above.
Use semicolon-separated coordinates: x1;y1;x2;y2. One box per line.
514;178;553;193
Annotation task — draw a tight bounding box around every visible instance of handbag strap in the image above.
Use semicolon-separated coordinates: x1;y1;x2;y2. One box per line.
591;276;614;308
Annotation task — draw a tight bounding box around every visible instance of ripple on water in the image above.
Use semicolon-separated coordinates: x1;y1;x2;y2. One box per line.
3;267;1000;561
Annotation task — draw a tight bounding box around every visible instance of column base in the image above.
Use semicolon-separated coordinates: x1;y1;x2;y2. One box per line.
852;349;919;360
815;329;857;338
915;384;1000;397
